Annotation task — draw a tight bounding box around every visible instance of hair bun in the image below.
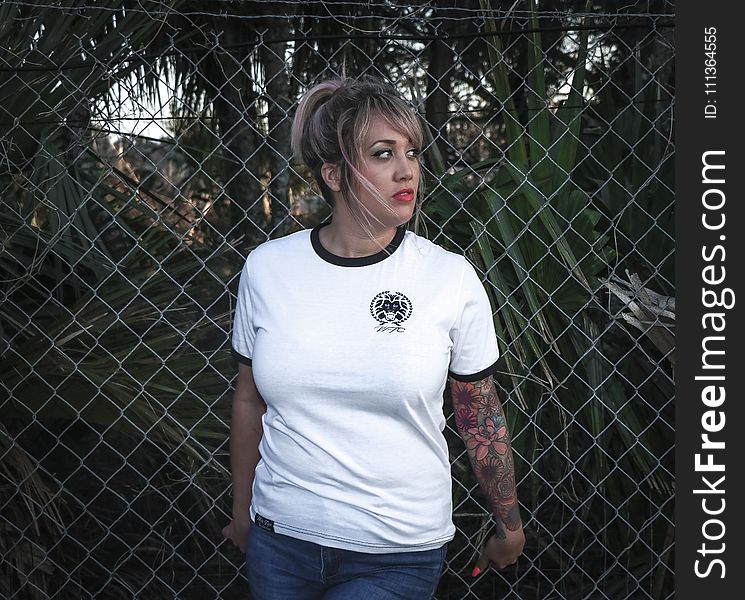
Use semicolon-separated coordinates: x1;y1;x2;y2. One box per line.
291;80;345;165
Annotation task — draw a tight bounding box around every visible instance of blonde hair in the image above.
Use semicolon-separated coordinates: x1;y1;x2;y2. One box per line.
291;76;424;234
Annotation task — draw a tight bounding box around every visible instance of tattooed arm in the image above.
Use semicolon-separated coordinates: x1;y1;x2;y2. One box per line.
450;375;525;572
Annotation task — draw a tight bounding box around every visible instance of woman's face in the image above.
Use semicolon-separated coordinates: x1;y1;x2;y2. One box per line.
351;114;421;229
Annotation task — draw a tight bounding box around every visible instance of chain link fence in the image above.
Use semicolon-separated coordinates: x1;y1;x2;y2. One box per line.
1;1;675;598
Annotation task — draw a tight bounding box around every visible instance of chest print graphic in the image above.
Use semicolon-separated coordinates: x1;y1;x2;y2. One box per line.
370;291;412;333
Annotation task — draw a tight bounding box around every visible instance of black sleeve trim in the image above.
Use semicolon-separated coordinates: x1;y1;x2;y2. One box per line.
448;360;498;382
232;348;252;366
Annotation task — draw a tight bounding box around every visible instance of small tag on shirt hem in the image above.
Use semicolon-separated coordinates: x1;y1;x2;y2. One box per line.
254;513;275;533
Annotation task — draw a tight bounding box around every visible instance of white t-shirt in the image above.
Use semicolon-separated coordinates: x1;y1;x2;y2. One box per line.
231;225;499;553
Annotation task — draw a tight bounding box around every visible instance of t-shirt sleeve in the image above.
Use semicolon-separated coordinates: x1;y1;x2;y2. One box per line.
448;259;500;381
231;258;255;366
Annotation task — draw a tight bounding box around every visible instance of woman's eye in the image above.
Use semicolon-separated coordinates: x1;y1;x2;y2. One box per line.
372;148;420;159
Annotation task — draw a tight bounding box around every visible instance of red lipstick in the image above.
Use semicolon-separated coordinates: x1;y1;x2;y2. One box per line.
392;188;415;202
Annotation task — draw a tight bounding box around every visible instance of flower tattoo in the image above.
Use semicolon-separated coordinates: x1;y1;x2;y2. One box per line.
465;419;508;460
454;406;478;431
450;375;522;533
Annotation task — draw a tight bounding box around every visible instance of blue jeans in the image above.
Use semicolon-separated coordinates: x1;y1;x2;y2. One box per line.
245;522;447;599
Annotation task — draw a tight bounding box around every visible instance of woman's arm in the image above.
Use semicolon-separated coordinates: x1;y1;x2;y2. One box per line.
449;374;525;572
222;362;266;552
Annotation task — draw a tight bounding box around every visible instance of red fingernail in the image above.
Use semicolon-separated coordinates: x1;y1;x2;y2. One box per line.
471;566;482;577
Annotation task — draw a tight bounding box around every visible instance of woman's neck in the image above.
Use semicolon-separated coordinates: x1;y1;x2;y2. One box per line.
318;214;398;258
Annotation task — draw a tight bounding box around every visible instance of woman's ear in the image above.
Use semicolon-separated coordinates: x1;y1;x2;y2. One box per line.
321;162;342;193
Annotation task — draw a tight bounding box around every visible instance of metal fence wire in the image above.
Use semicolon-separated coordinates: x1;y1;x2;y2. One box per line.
0;1;675;598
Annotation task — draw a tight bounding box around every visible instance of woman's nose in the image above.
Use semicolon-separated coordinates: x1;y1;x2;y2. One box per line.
395;156;414;181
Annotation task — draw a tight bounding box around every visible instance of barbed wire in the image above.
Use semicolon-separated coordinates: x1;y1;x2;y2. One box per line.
1;0;675;19
0;20;673;74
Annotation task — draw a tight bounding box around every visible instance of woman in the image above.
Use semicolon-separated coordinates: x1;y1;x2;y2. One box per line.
223;76;525;599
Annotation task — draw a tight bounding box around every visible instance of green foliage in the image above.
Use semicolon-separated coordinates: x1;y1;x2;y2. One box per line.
577;56;675;293
1;199;235;597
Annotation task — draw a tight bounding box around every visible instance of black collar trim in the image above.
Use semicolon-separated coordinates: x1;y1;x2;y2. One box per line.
310;224;406;267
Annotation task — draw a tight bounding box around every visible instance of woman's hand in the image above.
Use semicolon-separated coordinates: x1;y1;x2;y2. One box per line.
472;527;525;576
223;514;251;553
